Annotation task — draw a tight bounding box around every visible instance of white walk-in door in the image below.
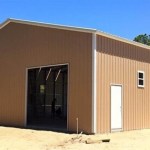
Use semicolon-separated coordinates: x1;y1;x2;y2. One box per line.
111;85;122;131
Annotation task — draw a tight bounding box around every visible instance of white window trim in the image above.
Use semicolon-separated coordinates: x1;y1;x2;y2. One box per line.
137;71;145;88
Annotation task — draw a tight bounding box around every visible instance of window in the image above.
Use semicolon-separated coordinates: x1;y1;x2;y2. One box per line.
40;84;45;94
137;71;144;88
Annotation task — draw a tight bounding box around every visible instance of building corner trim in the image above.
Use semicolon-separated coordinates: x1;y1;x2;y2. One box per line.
92;33;97;133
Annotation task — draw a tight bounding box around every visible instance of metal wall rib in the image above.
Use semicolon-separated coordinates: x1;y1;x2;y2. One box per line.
0;22;93;133
96;35;150;133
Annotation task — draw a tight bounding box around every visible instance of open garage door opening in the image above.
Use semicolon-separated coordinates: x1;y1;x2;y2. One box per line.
27;64;68;131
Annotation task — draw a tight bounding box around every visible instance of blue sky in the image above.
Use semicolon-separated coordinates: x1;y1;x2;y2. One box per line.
0;0;150;40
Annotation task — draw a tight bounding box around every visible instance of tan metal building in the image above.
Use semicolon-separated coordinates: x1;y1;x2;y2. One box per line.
0;19;150;134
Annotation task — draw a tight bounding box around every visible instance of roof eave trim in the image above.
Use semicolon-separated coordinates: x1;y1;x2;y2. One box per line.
1;18;150;50
0;18;11;29
96;31;150;50
0;18;97;33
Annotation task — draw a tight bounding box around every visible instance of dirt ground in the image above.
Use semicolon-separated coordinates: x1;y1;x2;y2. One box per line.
0;126;150;150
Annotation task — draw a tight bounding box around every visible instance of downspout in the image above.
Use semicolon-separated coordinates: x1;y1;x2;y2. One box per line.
92;32;97;133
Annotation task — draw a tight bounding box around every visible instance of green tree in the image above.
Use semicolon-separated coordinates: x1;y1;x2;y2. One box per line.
133;34;150;46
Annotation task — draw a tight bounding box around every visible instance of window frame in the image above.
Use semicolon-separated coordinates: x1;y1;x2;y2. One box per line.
137;71;145;88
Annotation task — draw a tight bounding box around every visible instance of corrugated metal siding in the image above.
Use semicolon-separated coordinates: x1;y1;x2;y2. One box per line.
0;22;92;133
96;35;150;133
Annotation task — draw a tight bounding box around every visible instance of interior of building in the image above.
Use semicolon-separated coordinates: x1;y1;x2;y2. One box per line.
27;65;68;131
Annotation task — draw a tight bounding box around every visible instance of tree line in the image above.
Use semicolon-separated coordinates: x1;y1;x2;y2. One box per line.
134;34;150;46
